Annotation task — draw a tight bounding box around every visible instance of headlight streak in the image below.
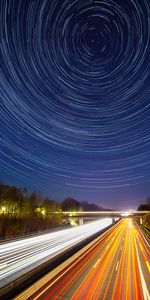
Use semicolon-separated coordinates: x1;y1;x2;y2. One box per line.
0;218;112;286
15;219;150;300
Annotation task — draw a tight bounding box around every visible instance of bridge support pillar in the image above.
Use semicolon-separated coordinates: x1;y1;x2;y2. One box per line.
140;217;143;225
79;218;83;226
112;217;116;224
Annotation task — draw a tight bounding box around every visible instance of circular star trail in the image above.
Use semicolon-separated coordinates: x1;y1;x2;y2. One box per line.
0;0;150;207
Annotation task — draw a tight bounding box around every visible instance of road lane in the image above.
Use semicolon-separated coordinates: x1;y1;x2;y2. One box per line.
0;218;112;290
21;219;150;300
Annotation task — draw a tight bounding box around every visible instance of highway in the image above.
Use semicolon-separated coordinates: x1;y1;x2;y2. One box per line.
0;218;112;290
16;219;150;300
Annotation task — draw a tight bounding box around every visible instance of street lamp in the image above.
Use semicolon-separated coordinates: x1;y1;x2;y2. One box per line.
1;206;6;213
1;206;6;217
41;209;45;216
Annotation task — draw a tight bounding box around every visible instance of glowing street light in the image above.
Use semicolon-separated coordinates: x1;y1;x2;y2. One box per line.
1;206;6;212
41;209;45;216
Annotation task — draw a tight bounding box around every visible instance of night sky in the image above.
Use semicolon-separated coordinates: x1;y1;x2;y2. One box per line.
0;0;150;209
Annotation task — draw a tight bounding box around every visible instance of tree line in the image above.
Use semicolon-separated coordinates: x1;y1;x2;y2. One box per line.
137;198;150;229
137;198;150;211
0;183;109;238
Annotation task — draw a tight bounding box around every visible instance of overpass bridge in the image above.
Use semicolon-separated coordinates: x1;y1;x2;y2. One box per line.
57;210;149;225
61;210;148;217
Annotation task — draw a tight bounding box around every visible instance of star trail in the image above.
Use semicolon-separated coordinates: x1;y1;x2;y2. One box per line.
0;0;150;209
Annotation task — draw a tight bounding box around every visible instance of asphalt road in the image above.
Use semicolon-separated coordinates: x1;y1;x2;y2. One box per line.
0;218;112;290
18;218;150;300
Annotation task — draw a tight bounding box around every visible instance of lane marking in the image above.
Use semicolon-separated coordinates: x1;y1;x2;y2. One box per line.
93;259;100;269
134;237;150;300
146;261;150;273
115;261;119;271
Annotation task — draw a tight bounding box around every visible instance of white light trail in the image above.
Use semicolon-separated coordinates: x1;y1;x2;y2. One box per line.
0;218;112;288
